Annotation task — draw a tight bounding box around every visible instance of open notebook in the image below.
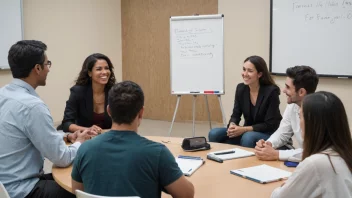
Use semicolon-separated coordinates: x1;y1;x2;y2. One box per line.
175;156;205;176
230;164;292;184
207;148;255;161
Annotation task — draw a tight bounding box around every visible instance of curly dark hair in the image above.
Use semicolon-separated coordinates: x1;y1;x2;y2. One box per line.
75;53;116;89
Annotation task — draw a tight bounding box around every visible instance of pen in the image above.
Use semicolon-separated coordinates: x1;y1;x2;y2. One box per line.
214;150;235;155
188;168;192;172
178;155;202;160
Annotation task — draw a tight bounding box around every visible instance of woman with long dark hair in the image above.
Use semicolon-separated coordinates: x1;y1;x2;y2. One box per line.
271;91;352;197
208;55;282;148
61;53;116;132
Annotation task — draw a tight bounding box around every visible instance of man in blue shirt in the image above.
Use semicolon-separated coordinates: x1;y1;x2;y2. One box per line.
72;81;195;198
0;40;95;198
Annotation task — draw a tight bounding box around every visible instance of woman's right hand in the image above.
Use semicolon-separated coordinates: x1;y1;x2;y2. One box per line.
227;122;237;137
89;125;102;134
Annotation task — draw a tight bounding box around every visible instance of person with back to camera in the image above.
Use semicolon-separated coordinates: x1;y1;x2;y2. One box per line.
271;91;352;198
71;81;195;198
61;53;116;133
208;55;282;148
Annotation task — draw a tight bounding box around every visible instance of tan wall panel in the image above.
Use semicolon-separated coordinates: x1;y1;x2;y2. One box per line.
122;0;222;123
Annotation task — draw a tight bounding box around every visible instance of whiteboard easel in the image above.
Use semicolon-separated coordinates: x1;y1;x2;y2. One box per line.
168;14;226;138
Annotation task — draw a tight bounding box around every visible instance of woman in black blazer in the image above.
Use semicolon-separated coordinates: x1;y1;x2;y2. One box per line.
208;56;282;148
61;53;116;132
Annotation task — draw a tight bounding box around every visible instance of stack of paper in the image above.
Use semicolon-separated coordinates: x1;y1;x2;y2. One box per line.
207;148;255;161
175;156;205;176
231;164;292;184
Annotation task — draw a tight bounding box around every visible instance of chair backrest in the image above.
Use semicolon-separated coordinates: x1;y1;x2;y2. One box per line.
75;190;140;198
0;182;10;198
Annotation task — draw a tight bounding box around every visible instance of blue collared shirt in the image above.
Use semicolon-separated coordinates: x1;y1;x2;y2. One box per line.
0;79;81;198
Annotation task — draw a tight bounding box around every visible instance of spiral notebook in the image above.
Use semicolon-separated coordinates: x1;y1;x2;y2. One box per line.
230;164;292;184
175;155;205;176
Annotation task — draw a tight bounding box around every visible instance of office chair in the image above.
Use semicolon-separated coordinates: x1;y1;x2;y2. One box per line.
0;182;10;198
75;190;140;198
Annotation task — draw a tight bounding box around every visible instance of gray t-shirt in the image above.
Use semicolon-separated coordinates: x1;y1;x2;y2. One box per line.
72;130;183;198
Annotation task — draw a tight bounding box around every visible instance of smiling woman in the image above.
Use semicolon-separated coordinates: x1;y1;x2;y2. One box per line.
208;55;282;148
60;53;116;133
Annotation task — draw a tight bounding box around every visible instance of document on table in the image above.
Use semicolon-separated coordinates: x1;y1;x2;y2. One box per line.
175;155;205;176
207;148;255;160
230;164;292;184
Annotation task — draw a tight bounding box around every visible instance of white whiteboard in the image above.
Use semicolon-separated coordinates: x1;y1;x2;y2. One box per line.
270;0;352;77
0;0;23;69
170;14;224;95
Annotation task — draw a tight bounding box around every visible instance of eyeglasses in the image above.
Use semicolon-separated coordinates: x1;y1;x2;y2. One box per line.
43;60;52;68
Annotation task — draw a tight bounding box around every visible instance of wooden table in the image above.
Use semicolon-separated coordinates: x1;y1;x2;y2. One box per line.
53;136;294;198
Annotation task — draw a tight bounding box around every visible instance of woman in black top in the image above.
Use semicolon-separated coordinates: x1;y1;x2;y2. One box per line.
61;53;116;132
208;56;282;147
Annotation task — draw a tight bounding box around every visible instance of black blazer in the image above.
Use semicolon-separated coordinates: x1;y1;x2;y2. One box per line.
61;85;112;132
229;83;282;134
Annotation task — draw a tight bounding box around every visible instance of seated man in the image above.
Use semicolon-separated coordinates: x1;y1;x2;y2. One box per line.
71;81;195;198
0;40;94;198
255;66;319;162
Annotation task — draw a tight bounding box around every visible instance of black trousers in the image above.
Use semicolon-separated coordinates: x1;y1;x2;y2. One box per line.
25;173;76;198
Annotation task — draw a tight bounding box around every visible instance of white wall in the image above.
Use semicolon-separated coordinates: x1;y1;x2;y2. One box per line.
218;0;352;126
1;0;351;126
0;0;122;123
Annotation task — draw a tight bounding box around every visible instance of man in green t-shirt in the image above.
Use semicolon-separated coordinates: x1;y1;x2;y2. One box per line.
71;81;194;198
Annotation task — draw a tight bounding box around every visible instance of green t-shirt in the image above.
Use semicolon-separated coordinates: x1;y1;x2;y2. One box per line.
71;130;183;198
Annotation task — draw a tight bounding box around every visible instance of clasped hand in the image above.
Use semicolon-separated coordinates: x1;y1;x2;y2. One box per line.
227;123;245;138
89;125;103;134
254;139;279;161
68;128;99;143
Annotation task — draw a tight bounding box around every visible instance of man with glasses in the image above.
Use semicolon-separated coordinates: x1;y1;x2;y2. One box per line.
0;40;95;198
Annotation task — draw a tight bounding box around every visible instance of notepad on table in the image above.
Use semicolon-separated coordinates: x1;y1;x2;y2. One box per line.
175;155;205;176
207;148;254;161
230;164;292;184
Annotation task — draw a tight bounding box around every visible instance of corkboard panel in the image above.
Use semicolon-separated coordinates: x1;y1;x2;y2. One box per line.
122;0;222;123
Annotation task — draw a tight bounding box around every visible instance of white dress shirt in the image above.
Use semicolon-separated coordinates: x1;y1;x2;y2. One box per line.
266;104;303;162
271;149;352;198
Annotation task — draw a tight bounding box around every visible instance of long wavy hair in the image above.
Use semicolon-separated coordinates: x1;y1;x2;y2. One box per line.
302;91;352;172
75;53;116;90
